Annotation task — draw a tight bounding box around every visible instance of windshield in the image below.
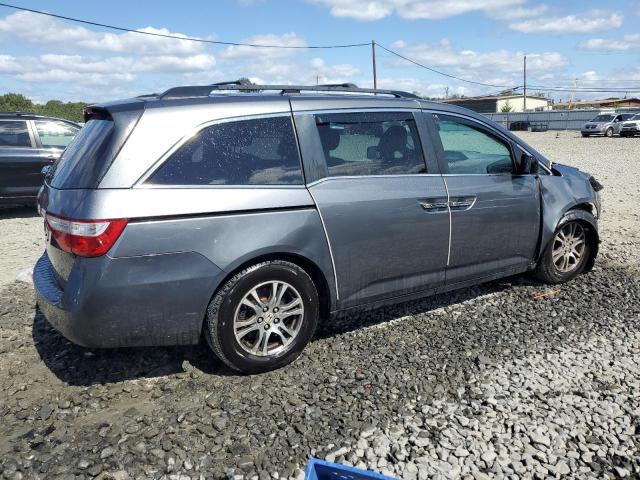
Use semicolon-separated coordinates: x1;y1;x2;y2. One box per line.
629;114;640;121
591;115;614;122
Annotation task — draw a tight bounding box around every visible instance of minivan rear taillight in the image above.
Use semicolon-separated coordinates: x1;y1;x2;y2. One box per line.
45;214;128;257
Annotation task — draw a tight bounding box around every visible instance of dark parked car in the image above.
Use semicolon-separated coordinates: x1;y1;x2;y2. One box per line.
0;113;80;205
34;82;602;373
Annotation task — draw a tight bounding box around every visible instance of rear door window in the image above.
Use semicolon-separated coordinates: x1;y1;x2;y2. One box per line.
34;120;79;149
0;121;32;148
50;119;114;189
314;111;426;177
147;116;303;186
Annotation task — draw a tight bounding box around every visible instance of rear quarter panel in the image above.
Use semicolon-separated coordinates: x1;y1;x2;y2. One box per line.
109;206;337;311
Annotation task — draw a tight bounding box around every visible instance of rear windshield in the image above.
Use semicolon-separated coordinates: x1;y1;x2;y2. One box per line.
591;115;613;122
50;119;114;189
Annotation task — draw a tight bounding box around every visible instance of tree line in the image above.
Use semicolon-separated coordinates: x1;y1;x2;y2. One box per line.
0;93;86;123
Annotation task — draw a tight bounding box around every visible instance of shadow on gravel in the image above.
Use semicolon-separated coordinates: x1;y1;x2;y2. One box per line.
29;260;640;388
316;276;528;340
0;205;38;220
30;274;538;386
31;310;236;386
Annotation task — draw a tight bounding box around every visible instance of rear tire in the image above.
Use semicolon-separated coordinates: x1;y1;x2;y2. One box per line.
534;221;591;284
204;260;319;373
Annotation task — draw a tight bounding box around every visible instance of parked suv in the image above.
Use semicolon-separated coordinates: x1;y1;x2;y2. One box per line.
619;114;640;137
34;82;602;373
0;113;80;204
581;112;635;137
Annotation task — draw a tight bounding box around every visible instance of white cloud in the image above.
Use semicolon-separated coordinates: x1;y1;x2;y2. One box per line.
390;39;566;75
0;51;217;91
376;77;467;98
487;4;548;21
580;34;640;52
509;10;623;34
0;54;24;74
0;11;205;55
220;33;307;60
308;58;361;82
382;39;569;97
310;0;529;21
16;70;135;86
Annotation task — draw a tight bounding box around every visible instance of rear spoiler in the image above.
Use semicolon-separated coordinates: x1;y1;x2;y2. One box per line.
83;99;145;123
83;106;112;123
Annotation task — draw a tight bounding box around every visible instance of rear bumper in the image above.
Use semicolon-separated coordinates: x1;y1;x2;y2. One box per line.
34;250;224;348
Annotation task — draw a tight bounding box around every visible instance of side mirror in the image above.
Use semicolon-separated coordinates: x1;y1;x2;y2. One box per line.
366;146;380;160
517;152;538;174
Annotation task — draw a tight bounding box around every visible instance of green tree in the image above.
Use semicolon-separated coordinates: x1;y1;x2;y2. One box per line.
500;100;514;112
0;93;86;122
237;77;262;93
0;93;34;113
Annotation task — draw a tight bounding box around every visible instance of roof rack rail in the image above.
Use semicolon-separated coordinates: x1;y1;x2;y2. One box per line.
156;80;420;100
0;111;40;116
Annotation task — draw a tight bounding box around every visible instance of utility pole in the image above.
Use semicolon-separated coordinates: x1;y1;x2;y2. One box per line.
569;78;577;109
445;86;449;99
371;40;377;89
523;55;527;112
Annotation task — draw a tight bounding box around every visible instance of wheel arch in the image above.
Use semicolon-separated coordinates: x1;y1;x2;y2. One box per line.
543;205;599;272
206;251;334;325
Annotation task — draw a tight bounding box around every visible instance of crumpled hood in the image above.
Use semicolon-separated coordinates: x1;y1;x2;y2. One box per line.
552;162;603;194
552;162;585;178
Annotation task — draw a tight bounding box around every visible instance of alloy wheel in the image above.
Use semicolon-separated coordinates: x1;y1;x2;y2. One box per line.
552;222;586;273
233;281;304;356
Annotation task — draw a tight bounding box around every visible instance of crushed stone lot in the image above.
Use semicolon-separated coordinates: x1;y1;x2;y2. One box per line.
0;131;639;479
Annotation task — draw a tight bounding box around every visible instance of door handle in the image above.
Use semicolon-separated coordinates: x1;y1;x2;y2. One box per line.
449;196;476;211
419;200;448;211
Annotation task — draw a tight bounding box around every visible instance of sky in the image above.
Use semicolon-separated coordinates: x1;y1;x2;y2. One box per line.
0;0;639;103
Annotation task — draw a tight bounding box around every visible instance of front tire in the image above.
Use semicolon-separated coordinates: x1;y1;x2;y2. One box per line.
581;133;589;137
605;127;614;137
204;260;319;373
534;221;591;284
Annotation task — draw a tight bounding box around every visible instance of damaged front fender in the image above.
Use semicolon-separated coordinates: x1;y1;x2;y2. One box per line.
537;163;600;271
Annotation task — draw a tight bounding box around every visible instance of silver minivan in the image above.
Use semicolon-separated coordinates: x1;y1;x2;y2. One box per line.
34;82;602;373
581;112;635;137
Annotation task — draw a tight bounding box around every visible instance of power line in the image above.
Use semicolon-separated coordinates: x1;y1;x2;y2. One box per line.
2;2;637;94
376;43;517;89
526;85;640;93
0;2;369;49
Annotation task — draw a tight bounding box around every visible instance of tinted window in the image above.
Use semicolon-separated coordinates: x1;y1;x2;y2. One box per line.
592;115;613;122
315;112;426;177
34;120;78;148
148;117;303;186
434;115;513;174
0;121;31;147
50;119;114;189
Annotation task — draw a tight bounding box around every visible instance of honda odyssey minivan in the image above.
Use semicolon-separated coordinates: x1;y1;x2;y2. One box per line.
34;81;602;373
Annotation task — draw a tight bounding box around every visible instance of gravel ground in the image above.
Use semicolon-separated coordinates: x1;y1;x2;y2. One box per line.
0;131;639;479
